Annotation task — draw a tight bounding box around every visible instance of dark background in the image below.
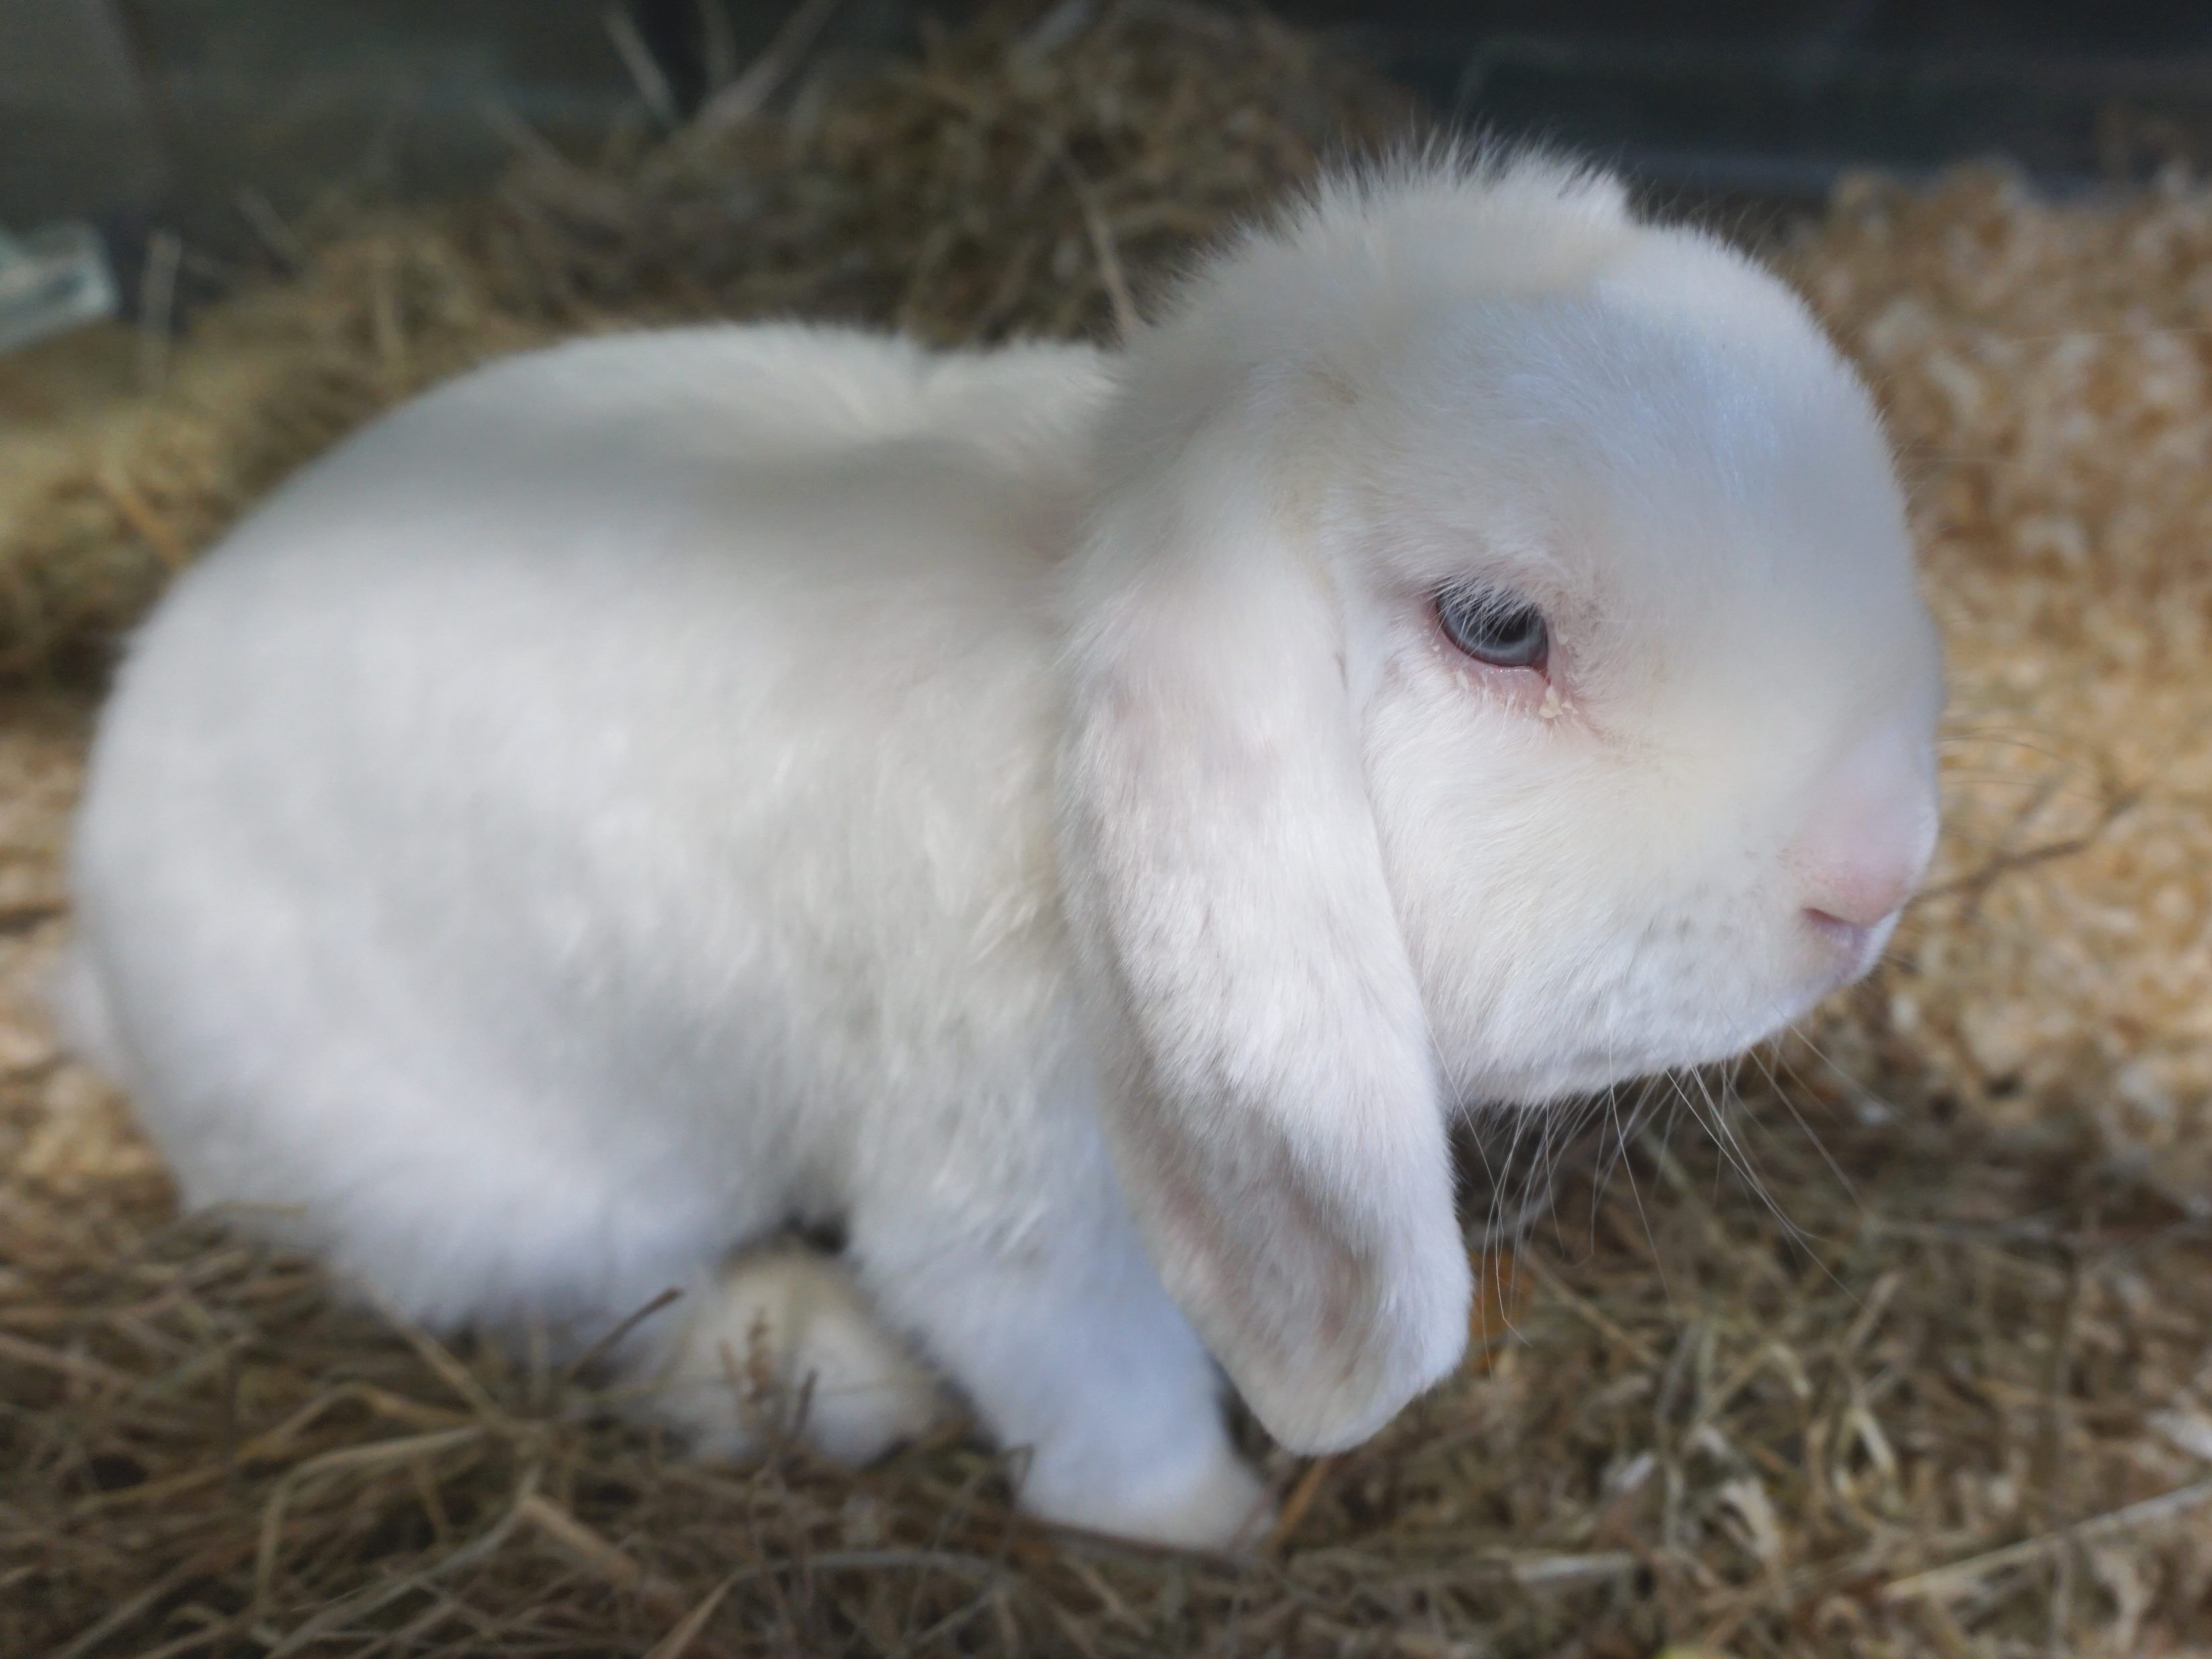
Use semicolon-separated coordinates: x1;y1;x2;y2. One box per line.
9;1;2212;277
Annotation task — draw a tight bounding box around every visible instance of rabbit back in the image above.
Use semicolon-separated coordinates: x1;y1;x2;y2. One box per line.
71;325;1113;1330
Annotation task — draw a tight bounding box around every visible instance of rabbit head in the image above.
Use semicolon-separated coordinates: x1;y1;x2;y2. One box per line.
1058;156;1942;1454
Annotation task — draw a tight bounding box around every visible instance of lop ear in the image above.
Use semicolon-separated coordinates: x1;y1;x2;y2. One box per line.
1058;423;1472;1455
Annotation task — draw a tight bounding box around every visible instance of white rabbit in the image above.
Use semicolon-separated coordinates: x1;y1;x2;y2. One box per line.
65;153;1941;1550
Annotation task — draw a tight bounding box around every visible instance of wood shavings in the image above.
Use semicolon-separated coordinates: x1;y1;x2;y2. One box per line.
1785;165;2212;1205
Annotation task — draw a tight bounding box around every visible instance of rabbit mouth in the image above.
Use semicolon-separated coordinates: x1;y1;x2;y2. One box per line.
1802;906;1900;988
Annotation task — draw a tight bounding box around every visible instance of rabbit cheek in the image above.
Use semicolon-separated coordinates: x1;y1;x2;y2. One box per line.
1364;700;1810;1100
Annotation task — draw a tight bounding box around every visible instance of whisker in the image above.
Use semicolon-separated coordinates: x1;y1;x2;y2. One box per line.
1603;1078;1672;1309
1682;1064;1842;1270
1750;1033;1869;1220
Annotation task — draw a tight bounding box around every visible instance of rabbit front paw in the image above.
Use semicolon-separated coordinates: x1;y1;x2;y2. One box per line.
1022;1435;1273;1553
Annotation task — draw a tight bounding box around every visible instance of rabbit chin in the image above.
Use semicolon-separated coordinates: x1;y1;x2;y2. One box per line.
1449;1012;1799;1110
1435;911;1899;1110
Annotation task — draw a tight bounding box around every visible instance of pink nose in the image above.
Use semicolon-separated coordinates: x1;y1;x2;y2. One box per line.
1791;728;1937;931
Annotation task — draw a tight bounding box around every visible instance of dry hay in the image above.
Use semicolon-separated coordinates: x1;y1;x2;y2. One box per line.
5;5;2212;1656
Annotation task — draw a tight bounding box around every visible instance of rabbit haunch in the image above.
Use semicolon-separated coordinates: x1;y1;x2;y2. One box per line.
66;156;1941;1549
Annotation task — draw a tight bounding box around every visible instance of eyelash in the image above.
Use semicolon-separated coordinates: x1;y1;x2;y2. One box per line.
1434;584;1550;675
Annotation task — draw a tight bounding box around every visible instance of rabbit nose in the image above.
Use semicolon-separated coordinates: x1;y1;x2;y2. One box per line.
1791;728;1938;932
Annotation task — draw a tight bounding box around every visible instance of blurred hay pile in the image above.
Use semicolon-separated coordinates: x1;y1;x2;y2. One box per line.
7;5;2212;1657
0;0;1398;683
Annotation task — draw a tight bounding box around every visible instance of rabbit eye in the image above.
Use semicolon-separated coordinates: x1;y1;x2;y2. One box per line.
1436;585;1549;671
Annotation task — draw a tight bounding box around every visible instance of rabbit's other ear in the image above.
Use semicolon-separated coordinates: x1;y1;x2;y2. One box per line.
1060;413;1471;1455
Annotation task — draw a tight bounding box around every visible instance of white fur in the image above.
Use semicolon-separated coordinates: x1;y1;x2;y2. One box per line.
643;1243;948;1467
67;155;1940;1548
